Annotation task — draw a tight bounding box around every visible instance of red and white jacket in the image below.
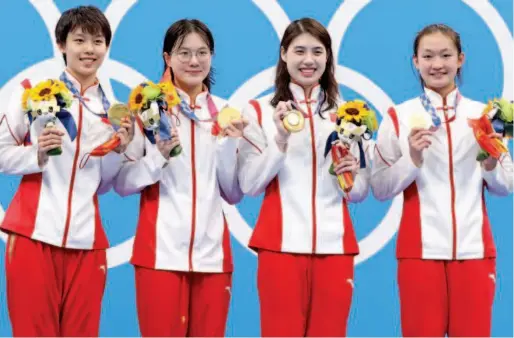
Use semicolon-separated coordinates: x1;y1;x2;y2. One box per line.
113;88;242;273
238;83;372;255
372;88;513;260
0;70;123;249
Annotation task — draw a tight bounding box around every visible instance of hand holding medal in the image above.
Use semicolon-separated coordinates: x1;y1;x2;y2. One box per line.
216;106;249;138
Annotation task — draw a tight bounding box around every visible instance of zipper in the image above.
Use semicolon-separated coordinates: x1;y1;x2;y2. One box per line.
442;97;458;259
188;120;197;271
62;86;88;247
306;98;318;254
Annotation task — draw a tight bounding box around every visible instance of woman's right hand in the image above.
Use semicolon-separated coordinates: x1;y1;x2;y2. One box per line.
37;127;64;167
408;128;433;167
156;128;180;160
273;101;293;148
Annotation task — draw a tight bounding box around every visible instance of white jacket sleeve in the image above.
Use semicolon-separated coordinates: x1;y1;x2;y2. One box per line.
371;111;421;201
237;102;287;196
216;136;243;204
113;125;168;197
482;144;513;196
0;86;42;175
343;139;373;203
97;151;123;194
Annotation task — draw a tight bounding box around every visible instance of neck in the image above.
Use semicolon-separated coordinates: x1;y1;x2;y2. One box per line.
428;82;456;99
291;79;317;99
176;79;204;103
303;84;316;98
66;67;97;92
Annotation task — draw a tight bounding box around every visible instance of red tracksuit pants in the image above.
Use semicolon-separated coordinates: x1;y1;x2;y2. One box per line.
398;258;496;337
134;266;232;337
257;249;355;337
4;234;107;337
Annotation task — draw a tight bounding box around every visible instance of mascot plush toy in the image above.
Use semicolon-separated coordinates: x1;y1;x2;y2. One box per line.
324;100;378;192
21;79;74;156
129;81;182;157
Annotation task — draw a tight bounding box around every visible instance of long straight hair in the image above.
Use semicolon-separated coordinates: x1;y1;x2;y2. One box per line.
270;18;338;112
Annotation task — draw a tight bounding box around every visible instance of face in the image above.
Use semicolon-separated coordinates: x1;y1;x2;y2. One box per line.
164;32;212;90
31;97;60;120
414;32;464;92
281;33;327;88
58;27;108;81
337;120;367;146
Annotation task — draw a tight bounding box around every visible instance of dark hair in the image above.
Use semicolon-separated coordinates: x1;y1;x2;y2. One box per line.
270;18;338;112
55;6;112;64
162;19;215;91
413;24;463;87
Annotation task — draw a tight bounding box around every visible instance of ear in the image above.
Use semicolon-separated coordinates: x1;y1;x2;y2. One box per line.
280;46;287;63
457;52;465;69
413;55;420;71
58;43;66;54
163;52;172;67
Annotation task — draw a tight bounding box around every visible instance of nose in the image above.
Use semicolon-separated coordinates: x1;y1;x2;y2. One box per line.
303;52;315;65
189;54;200;66
431;56;444;69
84;40;94;53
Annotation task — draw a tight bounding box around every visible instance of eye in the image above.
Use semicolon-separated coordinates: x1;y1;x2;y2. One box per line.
37;109;42;115
48;107;53;113
149;118;154;124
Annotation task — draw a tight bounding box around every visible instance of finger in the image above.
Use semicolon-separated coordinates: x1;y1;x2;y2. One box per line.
231;120;244;130
285;101;294;111
40;144;62;152
39;135;62;143
170;139;181;148
118;133;128;146
42;128;65;136
155;134;161;143
488;132;503;139
409;128;424;136
411;130;432;141
276;102;288;114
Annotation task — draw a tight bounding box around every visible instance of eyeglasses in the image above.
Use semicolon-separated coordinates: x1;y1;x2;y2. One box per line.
173;49;211;63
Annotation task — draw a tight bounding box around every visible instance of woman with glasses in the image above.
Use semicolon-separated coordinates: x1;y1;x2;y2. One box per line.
113;19;247;337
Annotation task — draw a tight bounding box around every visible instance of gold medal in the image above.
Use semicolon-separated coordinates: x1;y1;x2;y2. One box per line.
408;111;432;130
283;110;305;132
217;106;242;128
108;103;132;126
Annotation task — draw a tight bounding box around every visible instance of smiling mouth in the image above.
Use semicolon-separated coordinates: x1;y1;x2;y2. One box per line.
300;68;316;75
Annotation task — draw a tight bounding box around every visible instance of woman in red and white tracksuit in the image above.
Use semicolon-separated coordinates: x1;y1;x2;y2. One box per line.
371;24;513;337
113;19;246;337
237;18;372;337
0;7;133;336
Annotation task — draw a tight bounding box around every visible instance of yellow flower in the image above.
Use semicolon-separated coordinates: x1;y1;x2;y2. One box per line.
30;79;59;102
129;85;145;112
337;100;370;123
51;80;68;95
159;81;181;107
